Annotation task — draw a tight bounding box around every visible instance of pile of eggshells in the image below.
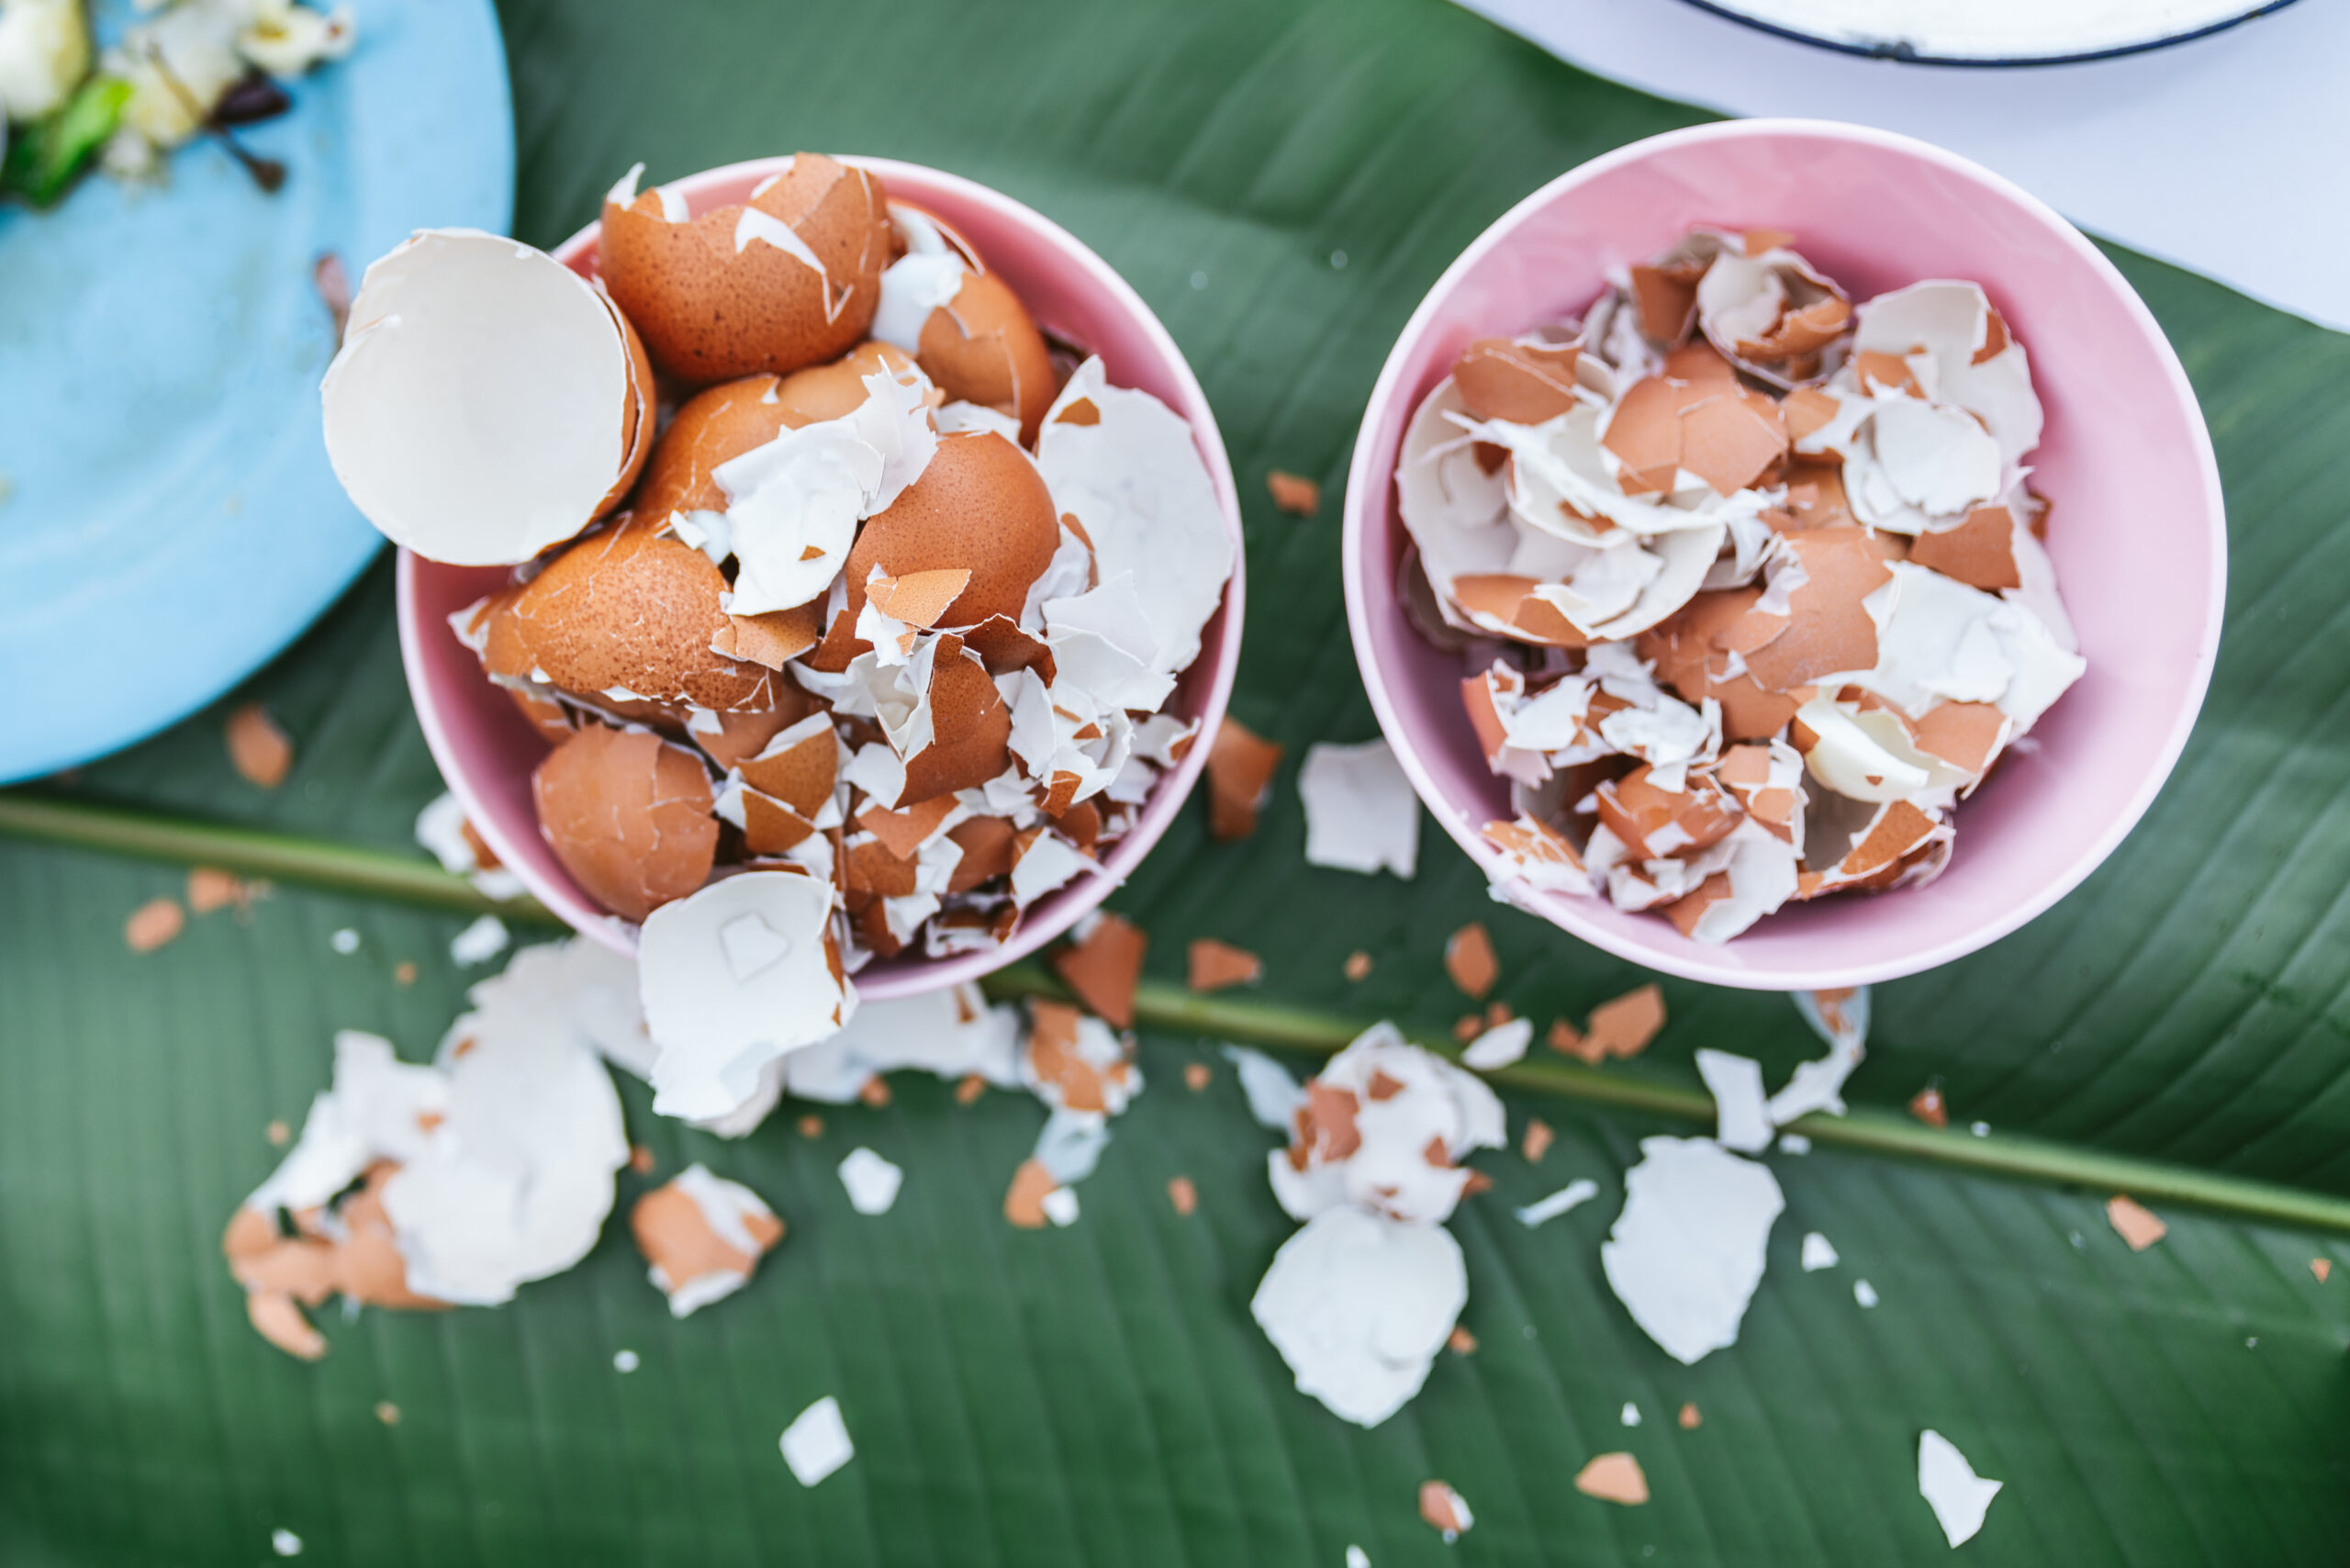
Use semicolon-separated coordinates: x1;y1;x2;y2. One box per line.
321;154;1232;1121
1397;227;2084;942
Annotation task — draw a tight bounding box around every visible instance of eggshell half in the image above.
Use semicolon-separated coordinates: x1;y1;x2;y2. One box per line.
600;154;890;383
917;270;1057;445
532;723;719;922
509;514;776;712
321;229;655;566
845;432;1059;627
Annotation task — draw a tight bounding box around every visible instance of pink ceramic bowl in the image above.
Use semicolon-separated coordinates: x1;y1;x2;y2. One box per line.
399;155;1245;999
1342;119;2223;991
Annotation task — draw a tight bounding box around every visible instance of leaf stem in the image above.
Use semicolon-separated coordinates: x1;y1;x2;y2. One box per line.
979;965;2350;1237
0;790;552;923
10;790;2347;1236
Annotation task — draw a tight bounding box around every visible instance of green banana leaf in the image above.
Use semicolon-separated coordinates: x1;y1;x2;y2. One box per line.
4;0;2348;1562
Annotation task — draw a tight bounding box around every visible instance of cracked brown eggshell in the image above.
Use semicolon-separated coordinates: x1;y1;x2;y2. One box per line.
532;723;720;923
632;343;921;524
600;154;890;384
843;431;1059;628
509;513;776;712
916;269;1058;444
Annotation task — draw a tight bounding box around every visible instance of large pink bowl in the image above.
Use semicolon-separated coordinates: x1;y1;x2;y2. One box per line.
1342;119;2223;991
399;155;1245;999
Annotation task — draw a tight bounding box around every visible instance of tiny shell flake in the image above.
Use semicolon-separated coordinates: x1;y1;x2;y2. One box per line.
1574;1452;1650;1506
125;898;185;952
1187;937;1261;992
227;703;294;789
1205;718;1283;840
1418;1481;1474;1538
2107;1194;2167;1251
1266;470;1321;516
1052;913;1147;1027
1444;923;1498;999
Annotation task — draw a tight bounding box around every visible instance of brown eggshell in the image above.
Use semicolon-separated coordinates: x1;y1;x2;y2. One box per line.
532;723;719;922
844;432;1059;627
1452;338;1581;425
692;691;820;773
918;269;1057;444
631;345;919;525
738;724;837;819
509;513;774;711
599;154;890;383
507;686;577;745
946;815;1017;891
899;634;1013;801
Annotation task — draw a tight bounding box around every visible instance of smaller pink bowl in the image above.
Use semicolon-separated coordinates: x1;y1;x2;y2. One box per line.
1342;119;2223;992
397;155;1245;1000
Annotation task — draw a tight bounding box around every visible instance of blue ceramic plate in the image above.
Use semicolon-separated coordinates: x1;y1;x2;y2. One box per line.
0;0;511;782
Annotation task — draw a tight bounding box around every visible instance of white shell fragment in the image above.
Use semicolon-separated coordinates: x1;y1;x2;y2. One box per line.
1918;1429;2002;1548
1694;1048;1773;1153
1249;1204;1468;1428
1395;230;2084;945
1600;1137;1785;1364
1298;739;1420;879
321;230;648;566
783;985;1020;1103
414;792;525;902
780;1396;856;1487
1516;1178;1600;1228
449;914;509;967
1269;1023;1505;1226
1461;1016;1533;1070
1800;1231;1840;1271
637;872;854;1123
1036;358;1234;677
837;1148;904;1215
643;1164;783;1317
1223;1044;1308;1132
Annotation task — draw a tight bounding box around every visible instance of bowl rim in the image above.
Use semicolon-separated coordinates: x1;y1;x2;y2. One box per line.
397;151;1246;999
1339;116;2226;991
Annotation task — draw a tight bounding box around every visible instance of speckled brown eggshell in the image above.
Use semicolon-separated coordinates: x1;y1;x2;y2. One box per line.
918;270;1058;445
843;432;1059;628
509;513;773;712
599;154;890;384
532;723;720;923
631;343;918;523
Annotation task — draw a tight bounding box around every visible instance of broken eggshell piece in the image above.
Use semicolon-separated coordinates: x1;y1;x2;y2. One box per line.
1249;1204;1469;1428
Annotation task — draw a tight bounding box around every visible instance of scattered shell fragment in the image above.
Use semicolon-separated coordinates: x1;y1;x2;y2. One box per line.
125;897;185;952
1417;1481;1473;1540
1266;470;1321;516
1187;936;1262;991
1461;1017;1533;1070
1553;983;1667;1064
1269;1023;1505;1226
187;867;254;914
2313;1258;2332;1283
2107;1194;2167;1251
1252;1204;1467;1428
1800;1231;1839;1271
1522;1117;1555;1163
1695;1049;1773;1154
1443;922;1498;999
449;915;509;967
838;1148;904;1215
1447;1325;1477;1354
1299;739;1419;878
1678;1402;1702;1429
1205;718;1282;840
1909;1086;1949;1128
1574;1452;1649;1506
1184;1061;1211;1091
1053;912;1147;1027
1167;1175;1197;1215
1344;950;1372;980
779;1395;856;1487
1918;1429;2001;1548
1516;1179;1599;1227
1600;1137;1783;1364
632;1164;785;1316
227;702;294;789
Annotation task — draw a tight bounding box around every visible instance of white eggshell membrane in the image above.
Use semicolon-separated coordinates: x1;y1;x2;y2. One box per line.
322;228;639;566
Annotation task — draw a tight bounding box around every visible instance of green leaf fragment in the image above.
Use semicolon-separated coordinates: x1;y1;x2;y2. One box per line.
2;73;129;207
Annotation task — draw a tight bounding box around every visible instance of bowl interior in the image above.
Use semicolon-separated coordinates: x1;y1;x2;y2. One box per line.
1346;120;2222;991
400;156;1244;999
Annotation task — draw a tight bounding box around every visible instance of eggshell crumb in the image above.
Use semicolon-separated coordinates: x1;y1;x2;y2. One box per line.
227;703;294;789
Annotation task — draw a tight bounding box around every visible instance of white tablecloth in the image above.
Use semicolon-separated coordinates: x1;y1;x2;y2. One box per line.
1462;0;2345;331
